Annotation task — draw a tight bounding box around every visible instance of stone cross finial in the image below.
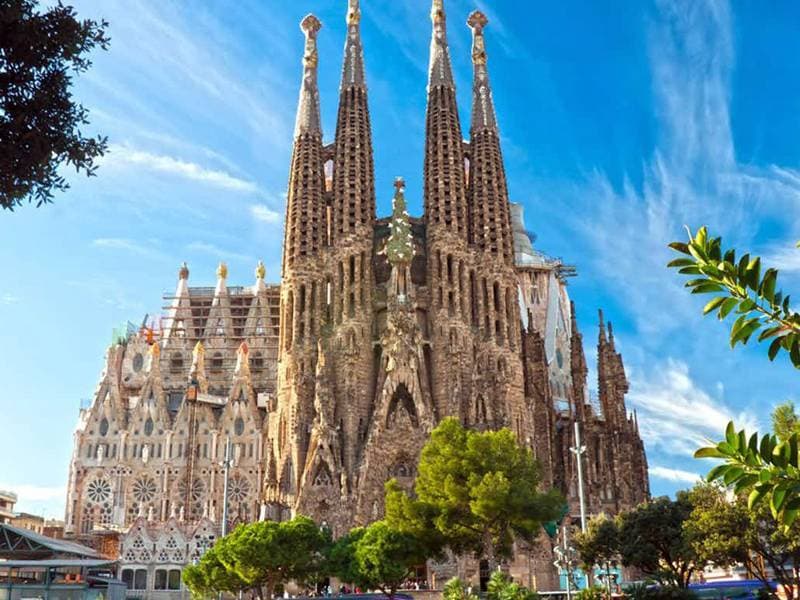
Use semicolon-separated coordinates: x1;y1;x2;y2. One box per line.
178;262;189;280
255;260;266;280
467;10;488;65
393;176;405;192
295;14;323;137
216;261;228;280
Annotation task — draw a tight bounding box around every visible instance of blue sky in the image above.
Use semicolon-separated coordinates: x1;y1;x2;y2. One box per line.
1;0;799;519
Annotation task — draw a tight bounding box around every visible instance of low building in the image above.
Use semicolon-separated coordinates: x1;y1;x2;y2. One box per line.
0;491;16;523
11;512;45;534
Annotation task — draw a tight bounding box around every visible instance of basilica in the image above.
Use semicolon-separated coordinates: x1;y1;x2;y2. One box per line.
64;0;649;594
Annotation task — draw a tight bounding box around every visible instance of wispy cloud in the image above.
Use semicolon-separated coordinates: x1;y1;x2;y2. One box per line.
92;237;165;259
185;241;254;264
764;243;800;273
649;465;702;485
627;358;759;458
1;293;19;305
102;144;260;193
0;483;65;503
250;204;282;225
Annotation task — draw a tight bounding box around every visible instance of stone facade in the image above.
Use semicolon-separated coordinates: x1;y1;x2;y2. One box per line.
64;0;649;594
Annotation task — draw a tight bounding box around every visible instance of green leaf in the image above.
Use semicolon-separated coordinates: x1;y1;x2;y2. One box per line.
692;283;725;294
760;434;774;460
772;485;788;514
667;258;696;268
703;297;726;315
723;466;745;485
746;257;761;291
694;446;727;459
760;268;777;303
768;337;783;361
719;297;739;319
725;422;736;447
668;242;690;255
706;464;729;482
748;486;767;509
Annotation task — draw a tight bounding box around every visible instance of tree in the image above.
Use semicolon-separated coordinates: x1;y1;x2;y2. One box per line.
182;516;330;600
574;514;619;570
772;402;800;442
330;521;430;600
1;0;109;210
384;417;563;570
694;421;800;529
685;483;800;600
616;495;700;587
574;514;620;592
442;577;480;600
486;571;538;600
668;226;800;368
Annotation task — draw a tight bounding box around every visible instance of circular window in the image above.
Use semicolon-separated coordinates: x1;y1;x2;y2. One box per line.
99;418;109;437
86;478;112;504
556;349;564;369
227;475;251;503
144;418;154;436
132;353;144;372
132;476;157;503
234;417;245;436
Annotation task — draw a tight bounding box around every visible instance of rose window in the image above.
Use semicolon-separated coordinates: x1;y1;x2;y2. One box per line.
132;476;157;503
227;475;251;503
176;479;206;517
86;478;112;504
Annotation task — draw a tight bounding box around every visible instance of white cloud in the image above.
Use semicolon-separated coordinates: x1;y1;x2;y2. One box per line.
250;204;282;225
763;243;800;273
92;237;162;258
1;293;19;305
649;466;702;485
0;483;65;503
185;241;254;264
103;144;260;193
627;358;760;458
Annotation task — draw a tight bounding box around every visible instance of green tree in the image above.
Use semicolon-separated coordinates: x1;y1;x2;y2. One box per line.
182;516;330;600
574;514;619;571
384;417;563;570
486;571;538;600
668;226;800;367
330;521;430;599
694;421;800;529
442;577;479;600
772;402;800;442
1;0;109;210
685;483;800;600
617;495;700;588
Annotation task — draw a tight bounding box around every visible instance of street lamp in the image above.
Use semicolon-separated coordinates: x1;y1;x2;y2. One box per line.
220;436;234;537
553;524;579;600
570;422;587;533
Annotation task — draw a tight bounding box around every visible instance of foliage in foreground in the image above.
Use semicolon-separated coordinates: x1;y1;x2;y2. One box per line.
695;421;800;529
384;417;563;569
668;226;800;367
329;520;430;599
182;516;330;600
442;577;480;600
1;0;109;210
486;571;538;600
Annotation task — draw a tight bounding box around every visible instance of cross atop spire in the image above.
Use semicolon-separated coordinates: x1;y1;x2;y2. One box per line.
468;10;498;133
428;0;455;90
294;14;323;138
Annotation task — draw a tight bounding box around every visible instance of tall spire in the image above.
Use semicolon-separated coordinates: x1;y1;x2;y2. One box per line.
332;0;375;237
341;0;365;88
294;15;322;138
424;0;467;237
283;14;325;271
428;0;455;90
466;10;512;262
467;10;498;133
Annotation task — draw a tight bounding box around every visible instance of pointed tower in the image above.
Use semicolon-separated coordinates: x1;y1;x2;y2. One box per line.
597;310;628;429
271;14;328;513
423;0;473;419
467;11;513;264
424;0;468;238
330;0;377;477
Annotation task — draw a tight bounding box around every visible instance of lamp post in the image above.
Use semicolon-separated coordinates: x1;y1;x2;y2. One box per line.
553;524;578;600
570;422;587;533
220;436;233;537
